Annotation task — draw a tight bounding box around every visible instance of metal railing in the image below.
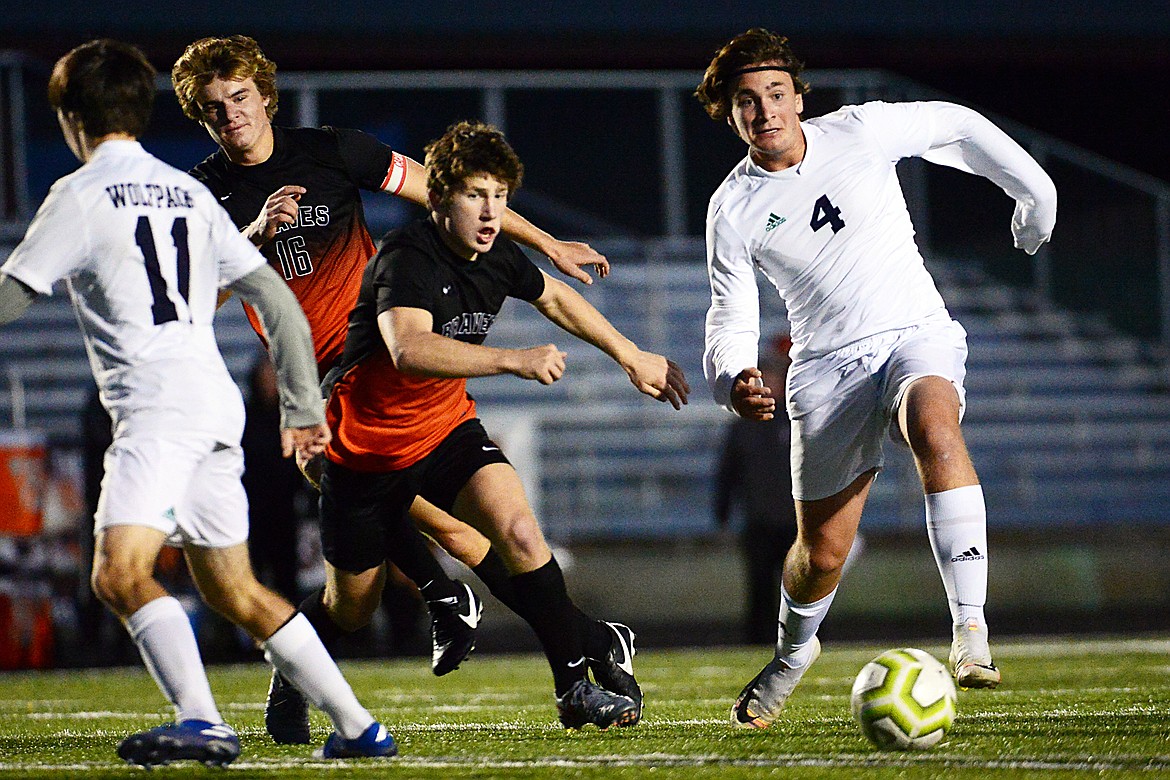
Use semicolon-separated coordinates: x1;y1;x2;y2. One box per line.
152;66;1170;354
2;58;1166;343
2;60;1170;539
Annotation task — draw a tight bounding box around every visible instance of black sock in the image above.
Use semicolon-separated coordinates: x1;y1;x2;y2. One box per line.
383;519;460;604
471;547;520;610
509;557;585;696
573;607;611;660
297;587;345;647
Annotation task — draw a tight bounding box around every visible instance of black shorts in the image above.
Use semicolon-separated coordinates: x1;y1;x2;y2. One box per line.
319;418;510;572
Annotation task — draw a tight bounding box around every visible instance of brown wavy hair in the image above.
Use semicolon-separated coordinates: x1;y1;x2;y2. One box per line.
424;121;524;204
695;28;808;122
171;35;279;122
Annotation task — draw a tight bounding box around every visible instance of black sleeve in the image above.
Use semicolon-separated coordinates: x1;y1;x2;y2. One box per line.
325;127;398;192
375;246;438;316
509;245;547;302
187;161;223;198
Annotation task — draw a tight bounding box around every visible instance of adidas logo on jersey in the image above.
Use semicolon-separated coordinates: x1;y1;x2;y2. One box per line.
765;212;786;231
951;546;985;562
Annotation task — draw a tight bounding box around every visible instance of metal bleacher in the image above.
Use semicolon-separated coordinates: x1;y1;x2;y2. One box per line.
3;241;1170;539
3;61;1169;541
466;245;1170;540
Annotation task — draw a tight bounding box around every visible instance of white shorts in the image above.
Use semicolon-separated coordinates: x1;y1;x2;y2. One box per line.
94;433;249;548
787;319;968;501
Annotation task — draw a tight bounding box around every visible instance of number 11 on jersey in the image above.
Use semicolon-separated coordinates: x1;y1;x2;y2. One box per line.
134;215;191;326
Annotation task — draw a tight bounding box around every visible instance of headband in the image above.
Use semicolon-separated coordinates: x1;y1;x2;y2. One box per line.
728;64;794;79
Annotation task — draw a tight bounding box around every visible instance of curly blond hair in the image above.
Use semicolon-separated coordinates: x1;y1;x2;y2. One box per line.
171;35;278;122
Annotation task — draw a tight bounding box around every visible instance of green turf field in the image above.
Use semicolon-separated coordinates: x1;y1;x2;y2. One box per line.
0;636;1166;778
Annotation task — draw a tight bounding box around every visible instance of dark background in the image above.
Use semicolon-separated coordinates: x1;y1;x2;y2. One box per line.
4;1;1169;185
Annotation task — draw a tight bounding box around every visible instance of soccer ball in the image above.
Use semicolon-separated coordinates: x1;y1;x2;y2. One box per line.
850;648;957;750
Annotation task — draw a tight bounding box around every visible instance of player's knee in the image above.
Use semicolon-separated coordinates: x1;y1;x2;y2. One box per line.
909;425;971;474
802;538;851;577
90;559;150;614
492;511;545;564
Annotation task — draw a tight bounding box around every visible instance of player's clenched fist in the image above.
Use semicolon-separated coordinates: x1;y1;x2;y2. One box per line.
282;422;332;460
730;367;776;421
509;344;567;385
246;185;307;245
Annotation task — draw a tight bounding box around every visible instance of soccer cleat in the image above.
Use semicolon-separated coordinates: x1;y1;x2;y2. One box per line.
587;621;643;722
265;669;311;744
949;618;1001;689
428;580;482;676
731;636;821;729
317;721;398;759
556;678;640;730
116;719;240;768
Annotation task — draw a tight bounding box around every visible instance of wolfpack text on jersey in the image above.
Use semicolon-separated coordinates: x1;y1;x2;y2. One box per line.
3;140;264;439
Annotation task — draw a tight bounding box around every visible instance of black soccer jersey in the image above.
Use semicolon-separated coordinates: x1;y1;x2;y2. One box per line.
324;217;545;471
190;126;404;372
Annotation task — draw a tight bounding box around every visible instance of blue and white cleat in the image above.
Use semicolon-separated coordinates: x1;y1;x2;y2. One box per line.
316;721;398;759
117;719;240;767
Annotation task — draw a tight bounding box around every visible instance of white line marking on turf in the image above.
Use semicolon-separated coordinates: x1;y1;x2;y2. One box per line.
998;638;1170;656
6;753;1166;773
27;711;145;720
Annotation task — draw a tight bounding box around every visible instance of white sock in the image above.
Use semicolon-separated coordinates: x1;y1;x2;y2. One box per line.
262;613;374;740
776;585;836;668
925;484;989;627
126;596;222;724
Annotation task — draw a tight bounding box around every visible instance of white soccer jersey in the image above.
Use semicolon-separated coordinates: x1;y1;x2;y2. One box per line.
704;101;1057;409
3;140;266;439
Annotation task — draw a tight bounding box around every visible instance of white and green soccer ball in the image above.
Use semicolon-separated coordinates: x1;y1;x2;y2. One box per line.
850;647;957;750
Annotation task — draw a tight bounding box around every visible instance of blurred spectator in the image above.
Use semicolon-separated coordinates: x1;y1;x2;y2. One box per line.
713;333;798;644
241;352;306;602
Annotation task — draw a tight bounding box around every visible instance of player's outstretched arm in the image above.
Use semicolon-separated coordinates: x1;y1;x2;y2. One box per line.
532;273;689;409
379;306;566;384
385;152;609;283
504;216;610;285
227;264;327;452
912;102;1057;254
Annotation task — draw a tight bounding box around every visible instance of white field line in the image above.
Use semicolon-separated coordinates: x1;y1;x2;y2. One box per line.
1;752;1167;773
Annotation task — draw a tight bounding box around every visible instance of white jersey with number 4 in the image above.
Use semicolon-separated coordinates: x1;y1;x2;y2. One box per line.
704;100;1056;408
3;140;265;440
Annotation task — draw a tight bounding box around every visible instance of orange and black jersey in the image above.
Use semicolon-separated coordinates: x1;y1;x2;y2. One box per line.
190;126;408;374
325;218;545;472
